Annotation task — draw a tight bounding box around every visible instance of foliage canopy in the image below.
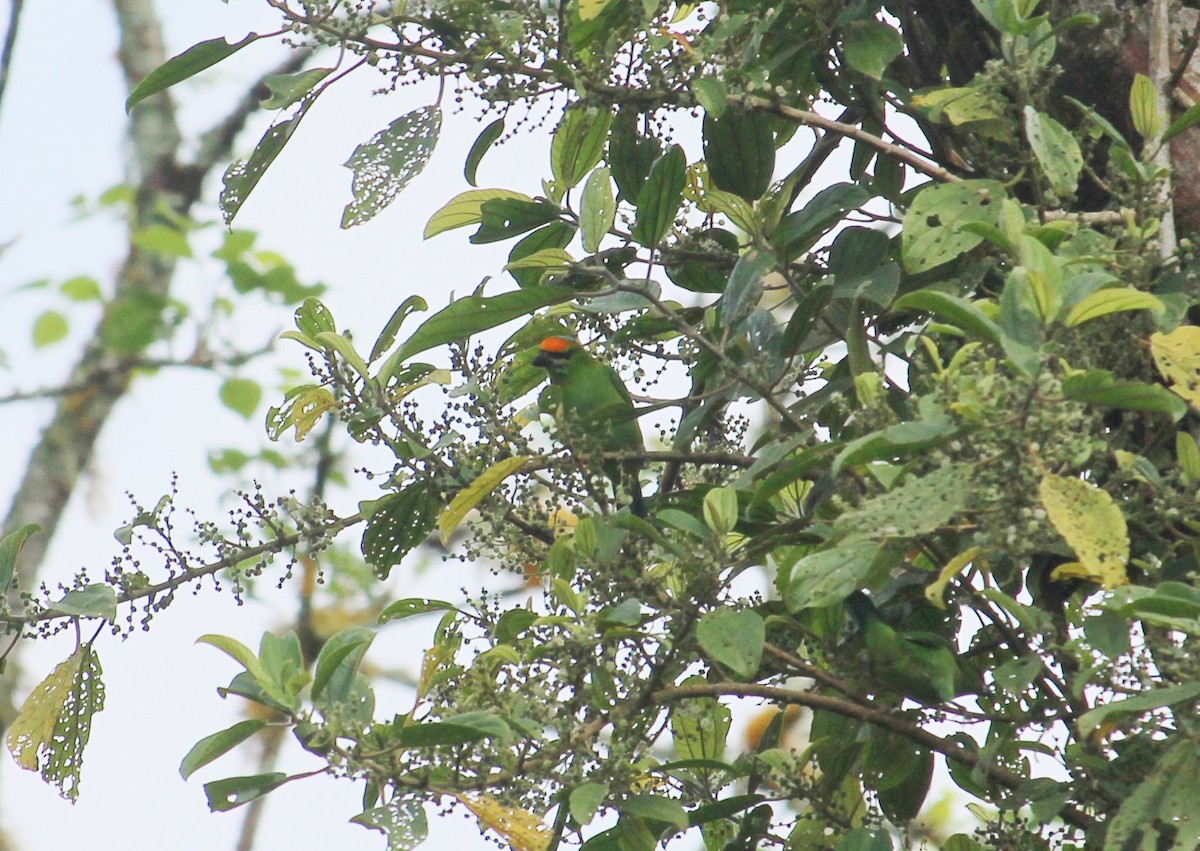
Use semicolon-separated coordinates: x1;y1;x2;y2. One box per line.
12;0;1200;849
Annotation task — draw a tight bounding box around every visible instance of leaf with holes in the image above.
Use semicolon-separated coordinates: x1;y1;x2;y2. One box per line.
221;95;322;225
7;645;105;801
551;105;611;190
204;773;288;812
1152;326;1200;406
352;797;429;850
425;189;534;239
696;609;764;679
360;483;440;579
902;181;1004;273
843;19;903;80
632;145;686;247
834;465;974;542
341;107;442;228
1038;474;1129;589
1023;107;1082;196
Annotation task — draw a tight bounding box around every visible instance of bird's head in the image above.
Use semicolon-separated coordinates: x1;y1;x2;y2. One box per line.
531;335;583;373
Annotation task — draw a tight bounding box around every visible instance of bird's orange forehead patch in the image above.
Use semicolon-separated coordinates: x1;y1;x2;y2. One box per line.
539;336;579;353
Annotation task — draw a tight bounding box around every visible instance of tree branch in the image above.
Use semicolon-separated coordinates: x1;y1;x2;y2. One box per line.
652;680;1095;831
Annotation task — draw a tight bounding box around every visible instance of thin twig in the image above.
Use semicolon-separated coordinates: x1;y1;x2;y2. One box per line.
652;680;1095;831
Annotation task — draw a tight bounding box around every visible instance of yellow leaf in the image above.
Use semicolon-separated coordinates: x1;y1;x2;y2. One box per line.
289;387;339;441
455;794;551;851
1048;561;1089;581
1038;475;1129;589
503;249;574;275
439;457;528;547
424;189;531;239
1065;289;1163;327
1151;326;1200;406
925;546;984;609
578;0;610;20
7;650;84;771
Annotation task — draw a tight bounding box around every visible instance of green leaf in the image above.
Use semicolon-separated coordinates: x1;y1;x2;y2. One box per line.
696;609;764;678
197;634;263;677
833;465;973;542
6;645;105;801
180;720;266;780
670;676;731;763
49;585;118;621
260;67;332;109
1163;98;1200;144
833;414;958;475
1105;739;1200;851
394;285;574;362
370;296;428;363
581;167;616;254
506;221;577;288
842;19;903;80
782;541;881;611
1023;106;1082;196
351;797;429;850
471;198;561;243
1062;371;1187;420
693;78;728;117
132;224;192;257
312;627;375;706
221;98;316;226
393;721;496;747
360;483;440;580
570;783;610;825
464;117;505;186
902;180;1005;273
424;189;533;239
204;773;288;811
1077;684;1200;736
378;598;459;624
59;276;102;302
218;378;262;419
1064;288;1163;326
703;107;775;201
1129;73;1161;140
0;523;39;594
551;105;612;189
773;183;869;257
609;110;662;201
893;291;1001;343
719;249;773;329
620;795;689;829
1178;432;1200;483
341;106;442;228
32;310;68;347
126;34;260;112
702;486;739;536
632;145;686;247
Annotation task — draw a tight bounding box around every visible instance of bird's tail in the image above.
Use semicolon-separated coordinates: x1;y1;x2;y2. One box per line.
844;590;878;629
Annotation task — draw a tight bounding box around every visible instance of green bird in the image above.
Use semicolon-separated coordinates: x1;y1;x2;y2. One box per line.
532;336;646;517
845;591;958;705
